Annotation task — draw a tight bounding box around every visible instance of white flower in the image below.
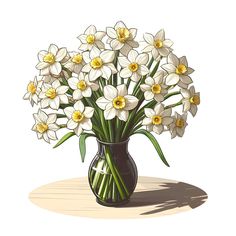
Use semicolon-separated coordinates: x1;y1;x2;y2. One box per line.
96;84;138;121
63;51;85;74
142;103;173;134
82;47;117;81
36;44;68;76
140;71;168;101
169;112;188;138
181;86;200;117
106;21;139;56
64;101;94;136
162;53;194;88
118;50;149;82
39;80;69;110
142;29;173;60
32;109;59;143
68;73;99;100
77;25;106;51
23;77;42;106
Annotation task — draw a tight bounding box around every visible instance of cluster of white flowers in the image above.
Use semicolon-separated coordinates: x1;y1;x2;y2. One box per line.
24;21;200;143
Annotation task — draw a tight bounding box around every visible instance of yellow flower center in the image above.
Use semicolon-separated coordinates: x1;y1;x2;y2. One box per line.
90;57;103;69
27;82;36;94
36;123;48;134
116;27;130;43
113;96;126;109
77;80;87;91
72;54;83;64
151;84;162;94
175;118;185;128
72;111;84;123
86;34;95;44
43;53;55;64
176;64;187;75
46;88;57;99
128;62;139;72
154;39;163;48
189;95;200;105
152;115;162;125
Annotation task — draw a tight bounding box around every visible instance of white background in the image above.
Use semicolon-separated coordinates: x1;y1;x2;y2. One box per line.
0;0;235;235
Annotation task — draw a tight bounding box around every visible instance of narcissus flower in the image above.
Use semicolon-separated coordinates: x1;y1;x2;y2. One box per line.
96;84;138;121
39;80;69;110
32;109;59;143
106;21;139;56
77;25;106;51
142;29;173;60
68;73;99;100
64;101;94;136
162;53;194;88
36;44;68;76
140;71;168;101
169;112;188;138
118;50;149;82
64;51;85;74
142;103;173;134
181;86;200;117
23;77;42;106
82;47;117;81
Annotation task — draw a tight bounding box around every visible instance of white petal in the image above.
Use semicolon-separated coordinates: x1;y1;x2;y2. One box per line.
47;130;57;140
153;71;164;83
154;94;164;102
120;68;132;78
43;133;50;143
55;48;67;61
50;97;60;110
40;67;50;76
179;56;188;67
118;56;130;68
124;95;138;110
114;21;126;29
56;86;68;95
163;39;173;48
142;45;154;53
129;28;137;39
48;123;59;131
153;125;164;134
78;34;87;43
130;72;140;82
68;77;79;90
85;25;96;35
106;27;117;38
117;110;129;121
89;68;102;81
161;64;176;73
74;100;85;112
180;75;193;84
74;125;83;136
50;62;62;76
128;50;138;62
142;117;152;125
83;107;94;118
96;97;110;110
155;29;165;41
59;94;68;104
48;44;58;55
40;98;50;108
165;73;180;85
145;77;155;86
136;53;149;65
95;41;105;49
120;43;132;56
158;47;170;57
117;84;128;96
111;39;123;50
82;51;91;63
82;64;92;73
38;109;48;122
104;105;116;120
47;114;57;124
139;65;149;76
90;47;100;59
64;107;75;118
144;108;155;118
154;103;164;114
67;119;78;129
190;104;198;117
73;89;83;100
38;50;47;61
181;89;190;98
106;63;117;74
52;80;60;89
143;33;154;44
36;62;48;70
162;117;173;125
152;48;160;60
140;84;151;92
146;124;154;132
168;53;179;66
101;66;112;80
100;50;115;63
82;87;92;97
80;118;92;130
144;91;154;100
183;100;191;112
104;85;117;101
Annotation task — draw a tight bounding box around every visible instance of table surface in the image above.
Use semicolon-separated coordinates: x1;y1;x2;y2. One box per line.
29;176;207;219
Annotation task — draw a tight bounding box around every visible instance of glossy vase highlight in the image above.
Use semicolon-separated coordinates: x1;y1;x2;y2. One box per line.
88;139;138;206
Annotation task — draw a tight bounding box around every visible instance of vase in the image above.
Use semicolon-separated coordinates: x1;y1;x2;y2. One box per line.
88;139;138;206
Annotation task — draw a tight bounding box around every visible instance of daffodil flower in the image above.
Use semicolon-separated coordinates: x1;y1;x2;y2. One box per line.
32;109;59;143
36;44;68;76
181;86;200;117
106;21;139;56
142;103;173;134
169;112;188;138
96;84;138;121
140;71;168;101
64;51;85;74
68;73;99;100
64;101;94;136
142;29;173;60
39;80;69;110
118;50;149;82
77;25;106;51
82;47;117;81
162;53;194;88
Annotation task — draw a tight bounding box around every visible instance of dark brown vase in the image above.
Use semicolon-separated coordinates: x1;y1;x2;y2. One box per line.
88;139;138;206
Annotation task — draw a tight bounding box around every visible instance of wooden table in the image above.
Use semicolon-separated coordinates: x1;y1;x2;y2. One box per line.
29;176;207;219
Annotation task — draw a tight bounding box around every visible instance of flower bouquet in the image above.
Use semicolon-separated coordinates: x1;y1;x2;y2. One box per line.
23;21;200;206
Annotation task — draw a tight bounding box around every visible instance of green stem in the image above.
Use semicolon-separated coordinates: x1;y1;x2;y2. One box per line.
165;100;182;109
164;91;181;100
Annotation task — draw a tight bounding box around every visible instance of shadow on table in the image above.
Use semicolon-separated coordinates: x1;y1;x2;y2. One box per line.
121;182;208;215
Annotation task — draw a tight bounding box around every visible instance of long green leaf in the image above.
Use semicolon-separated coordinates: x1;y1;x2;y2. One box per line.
53;132;75;148
79;133;95;162
133;129;170;167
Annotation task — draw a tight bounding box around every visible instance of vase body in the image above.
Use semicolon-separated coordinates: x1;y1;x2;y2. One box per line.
88;139;138;206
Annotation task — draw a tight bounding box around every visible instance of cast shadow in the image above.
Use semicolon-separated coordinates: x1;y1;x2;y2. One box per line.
121;182;208;215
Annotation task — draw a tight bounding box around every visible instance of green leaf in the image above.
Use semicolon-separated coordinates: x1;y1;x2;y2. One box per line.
79;133;95;162
133;129;170;167
53;132;75;148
